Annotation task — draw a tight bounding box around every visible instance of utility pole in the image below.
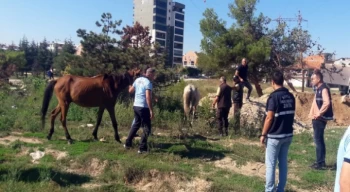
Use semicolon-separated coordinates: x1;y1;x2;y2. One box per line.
272;10;308;92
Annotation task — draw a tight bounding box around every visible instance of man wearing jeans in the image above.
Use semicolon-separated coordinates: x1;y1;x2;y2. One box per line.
260;71;296;192
235;58;253;102
125;68;156;154
308;70;333;170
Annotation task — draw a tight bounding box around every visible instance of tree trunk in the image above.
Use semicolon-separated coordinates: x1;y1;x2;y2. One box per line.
301;69;305;92
251;77;263;97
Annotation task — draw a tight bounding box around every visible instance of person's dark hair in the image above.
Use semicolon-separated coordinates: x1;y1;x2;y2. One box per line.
272;70;284;86
233;75;240;82
220;76;226;83
313;70;323;82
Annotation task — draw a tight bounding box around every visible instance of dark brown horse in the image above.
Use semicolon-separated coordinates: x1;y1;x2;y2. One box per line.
40;68;140;144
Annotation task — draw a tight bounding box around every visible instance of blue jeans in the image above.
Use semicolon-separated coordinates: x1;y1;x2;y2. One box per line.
312;119;326;165
265;137;293;192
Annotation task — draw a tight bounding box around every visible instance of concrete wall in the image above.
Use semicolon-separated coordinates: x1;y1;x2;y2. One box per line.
133;0;154;30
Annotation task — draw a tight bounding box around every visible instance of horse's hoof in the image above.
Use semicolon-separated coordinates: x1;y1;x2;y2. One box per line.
67;139;74;145
115;139;122;144
47;136;52;140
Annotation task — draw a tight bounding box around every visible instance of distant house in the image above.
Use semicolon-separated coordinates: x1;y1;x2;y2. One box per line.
75;44;83;56
47;41;65;52
182;51;198;68
287;53;335;70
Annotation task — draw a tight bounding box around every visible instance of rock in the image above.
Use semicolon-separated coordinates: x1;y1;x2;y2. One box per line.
87;124;94;128
29;151;45;162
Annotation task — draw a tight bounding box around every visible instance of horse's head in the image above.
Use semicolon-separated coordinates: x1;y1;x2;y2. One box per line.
122;67;141;88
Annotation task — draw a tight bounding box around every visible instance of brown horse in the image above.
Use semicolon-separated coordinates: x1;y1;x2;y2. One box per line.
40;68;140;144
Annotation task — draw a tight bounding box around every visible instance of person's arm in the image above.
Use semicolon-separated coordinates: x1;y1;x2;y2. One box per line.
260;98;275;146
129;86;135;94
232;83;239;91
212;87;221;108
340;161;350;191
318;88;330;117
146;90;153;110
309;96;316;119
145;82;154;119
340;145;350;191
235;66;244;82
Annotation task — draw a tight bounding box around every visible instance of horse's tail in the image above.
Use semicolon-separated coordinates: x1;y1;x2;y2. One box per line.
41;80;57;128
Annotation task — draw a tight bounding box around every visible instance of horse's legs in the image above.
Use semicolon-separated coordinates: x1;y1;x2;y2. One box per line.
60;102;73;144
106;106;121;143
191;106;196;125
92;107;105;141
47;105;61;140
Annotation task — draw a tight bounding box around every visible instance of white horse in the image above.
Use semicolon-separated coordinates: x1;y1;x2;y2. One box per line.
183;84;200;126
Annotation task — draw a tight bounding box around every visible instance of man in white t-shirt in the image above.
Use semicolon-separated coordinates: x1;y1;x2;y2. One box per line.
334;125;350;192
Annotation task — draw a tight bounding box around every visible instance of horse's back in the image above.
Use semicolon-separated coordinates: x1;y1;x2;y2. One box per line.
183;84;200;105
54;74;110;106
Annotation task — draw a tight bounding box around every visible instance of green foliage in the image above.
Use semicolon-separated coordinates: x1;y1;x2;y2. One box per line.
0;50;26;78
36;38;53;71
75;12;123;74
61;39;77;55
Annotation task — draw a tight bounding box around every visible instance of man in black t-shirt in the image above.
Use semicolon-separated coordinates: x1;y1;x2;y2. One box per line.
235;58;253;102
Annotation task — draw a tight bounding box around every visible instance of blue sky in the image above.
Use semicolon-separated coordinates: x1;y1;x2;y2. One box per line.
0;0;349;58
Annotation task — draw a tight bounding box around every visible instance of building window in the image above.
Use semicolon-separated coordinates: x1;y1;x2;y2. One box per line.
174;35;183;42
174;43;183;49
153;7;167;16
174;49;182;56
154;0;167;8
175;13;184;20
184;61;187;65
153;23;167;31
175;28;183;35
175;21;184;28
155;39;166;47
174;57;182;63
191;61;195;65
156;32;166;39
153;16;166;24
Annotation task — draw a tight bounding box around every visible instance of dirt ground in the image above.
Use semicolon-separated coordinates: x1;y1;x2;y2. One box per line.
294;92;350;126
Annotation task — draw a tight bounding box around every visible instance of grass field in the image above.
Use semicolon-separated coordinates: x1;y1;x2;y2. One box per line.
0;126;344;192
0;77;344;191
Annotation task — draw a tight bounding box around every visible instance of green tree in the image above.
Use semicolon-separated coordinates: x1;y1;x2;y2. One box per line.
228;0;271;96
199;1;271;96
61;39;77;55
36;38;53;76
0;50;25;79
53;39;77;73
75;12;123;74
28;41;39;75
